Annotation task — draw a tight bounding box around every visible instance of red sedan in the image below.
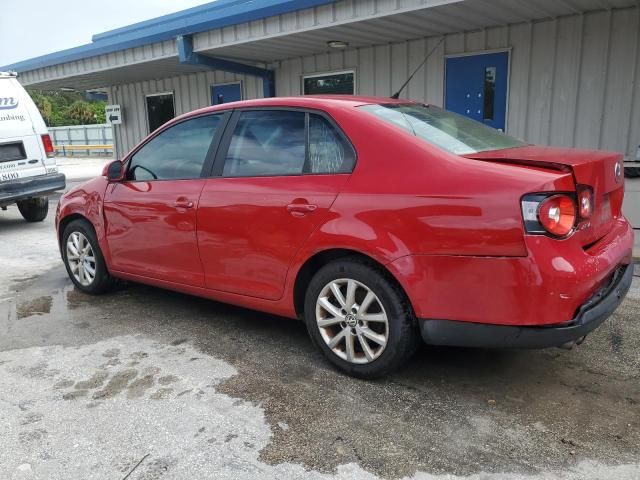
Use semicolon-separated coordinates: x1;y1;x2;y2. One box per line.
56;96;634;378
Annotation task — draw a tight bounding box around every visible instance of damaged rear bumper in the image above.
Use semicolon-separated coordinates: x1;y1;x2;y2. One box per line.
419;262;634;349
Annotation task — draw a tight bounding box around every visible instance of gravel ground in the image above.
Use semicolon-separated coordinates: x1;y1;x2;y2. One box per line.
0;174;638;479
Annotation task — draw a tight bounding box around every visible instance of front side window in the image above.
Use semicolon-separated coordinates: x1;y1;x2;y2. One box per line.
360;104;526;155
128;115;222;181
223;110;306;177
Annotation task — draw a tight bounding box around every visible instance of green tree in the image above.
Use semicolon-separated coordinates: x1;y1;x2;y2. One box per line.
30;92;53;125
67;100;96;124
27;89;107;126
90;101;107;123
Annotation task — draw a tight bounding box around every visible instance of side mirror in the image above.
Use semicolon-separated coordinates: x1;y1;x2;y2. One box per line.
103;160;125;181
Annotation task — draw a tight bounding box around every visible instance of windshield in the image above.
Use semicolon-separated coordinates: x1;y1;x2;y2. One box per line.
360;104;527;155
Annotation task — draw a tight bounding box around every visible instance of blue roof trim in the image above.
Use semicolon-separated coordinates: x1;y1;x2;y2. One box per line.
3;0;335;73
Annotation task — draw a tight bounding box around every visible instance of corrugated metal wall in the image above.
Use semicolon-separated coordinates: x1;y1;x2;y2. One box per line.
108;71;264;157
109;7;640;160
275;7;640;160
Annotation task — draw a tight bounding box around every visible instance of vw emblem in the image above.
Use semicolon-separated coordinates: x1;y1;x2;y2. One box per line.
614;162;622;182
345;313;358;327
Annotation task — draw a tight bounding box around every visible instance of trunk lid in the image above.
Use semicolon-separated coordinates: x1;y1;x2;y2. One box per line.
464;146;625;246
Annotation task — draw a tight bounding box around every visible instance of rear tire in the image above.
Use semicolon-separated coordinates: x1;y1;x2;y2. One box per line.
304;257;420;379
62;219;114;294
17;197;49;222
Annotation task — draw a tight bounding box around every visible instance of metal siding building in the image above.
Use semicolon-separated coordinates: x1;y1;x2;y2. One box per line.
5;0;640;162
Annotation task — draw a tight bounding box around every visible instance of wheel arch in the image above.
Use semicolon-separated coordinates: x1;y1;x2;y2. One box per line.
292;248;413;318
58;213;92;248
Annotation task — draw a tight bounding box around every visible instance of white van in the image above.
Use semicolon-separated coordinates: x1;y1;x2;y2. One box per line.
0;72;65;222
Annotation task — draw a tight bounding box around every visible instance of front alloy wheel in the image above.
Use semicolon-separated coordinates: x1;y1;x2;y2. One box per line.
66;231;96;286
62;219;114;294
316;279;389;364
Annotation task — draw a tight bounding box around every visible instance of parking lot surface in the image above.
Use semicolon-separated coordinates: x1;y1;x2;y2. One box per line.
0;193;638;479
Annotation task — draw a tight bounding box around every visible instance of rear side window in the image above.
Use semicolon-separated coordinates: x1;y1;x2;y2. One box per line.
222;110;355;177
223;110;306;177
128;114;222;181
308;114;355;174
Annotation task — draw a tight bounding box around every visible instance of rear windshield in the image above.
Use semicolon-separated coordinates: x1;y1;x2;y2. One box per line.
360;103;526;155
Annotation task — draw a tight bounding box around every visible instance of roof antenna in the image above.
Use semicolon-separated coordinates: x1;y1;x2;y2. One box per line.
391;36;445;99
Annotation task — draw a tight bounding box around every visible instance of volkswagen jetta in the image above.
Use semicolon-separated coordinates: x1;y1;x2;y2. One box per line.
56;96;634;378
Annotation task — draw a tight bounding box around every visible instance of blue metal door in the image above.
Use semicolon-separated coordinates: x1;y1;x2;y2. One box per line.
445;52;509;131
211;83;242;105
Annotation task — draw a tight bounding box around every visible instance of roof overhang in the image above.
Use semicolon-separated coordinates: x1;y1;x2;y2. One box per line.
9;0;637;91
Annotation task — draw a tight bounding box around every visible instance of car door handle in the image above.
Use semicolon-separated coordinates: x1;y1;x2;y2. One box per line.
287;203;317;214
174;199;194;209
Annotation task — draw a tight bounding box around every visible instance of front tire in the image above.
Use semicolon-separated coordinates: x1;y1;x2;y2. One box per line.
304;257;419;379
62;219;114;294
17;197;49;222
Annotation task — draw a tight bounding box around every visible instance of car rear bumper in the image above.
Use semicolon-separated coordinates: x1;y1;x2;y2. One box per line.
419;261;634;348
388;217;634;326
0;173;66;206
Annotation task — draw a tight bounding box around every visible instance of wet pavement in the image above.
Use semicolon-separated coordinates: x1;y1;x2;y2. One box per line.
0;199;639;479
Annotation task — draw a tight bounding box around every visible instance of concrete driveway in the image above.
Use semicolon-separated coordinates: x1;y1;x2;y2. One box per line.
0;188;638;479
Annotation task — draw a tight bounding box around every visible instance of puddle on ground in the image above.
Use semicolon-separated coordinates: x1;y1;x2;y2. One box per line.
3;282;102;324
16;296;53;319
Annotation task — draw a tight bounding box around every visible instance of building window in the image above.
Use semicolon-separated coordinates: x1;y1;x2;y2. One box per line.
303;71;355;95
146;92;175;133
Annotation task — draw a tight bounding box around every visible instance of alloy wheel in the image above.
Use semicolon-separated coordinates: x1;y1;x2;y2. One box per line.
66;231;96;286
315;278;389;364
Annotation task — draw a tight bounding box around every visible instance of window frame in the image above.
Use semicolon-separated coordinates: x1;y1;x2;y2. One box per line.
302;69;357;96
122;111;232;183
209;107;357;179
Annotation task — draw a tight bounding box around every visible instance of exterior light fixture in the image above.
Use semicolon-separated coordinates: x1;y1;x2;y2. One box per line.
327;40;349;49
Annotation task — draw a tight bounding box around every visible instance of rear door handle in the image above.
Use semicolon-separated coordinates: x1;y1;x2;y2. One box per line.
174;199;194;209
287;203;317;215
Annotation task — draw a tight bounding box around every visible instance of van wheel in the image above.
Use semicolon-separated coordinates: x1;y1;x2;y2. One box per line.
17;197;49;222
62;219;114;294
304;257;420;379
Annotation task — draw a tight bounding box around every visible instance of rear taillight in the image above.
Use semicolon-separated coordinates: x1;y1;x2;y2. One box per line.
521;193;578;238
538;195;577;237
41;134;54;158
